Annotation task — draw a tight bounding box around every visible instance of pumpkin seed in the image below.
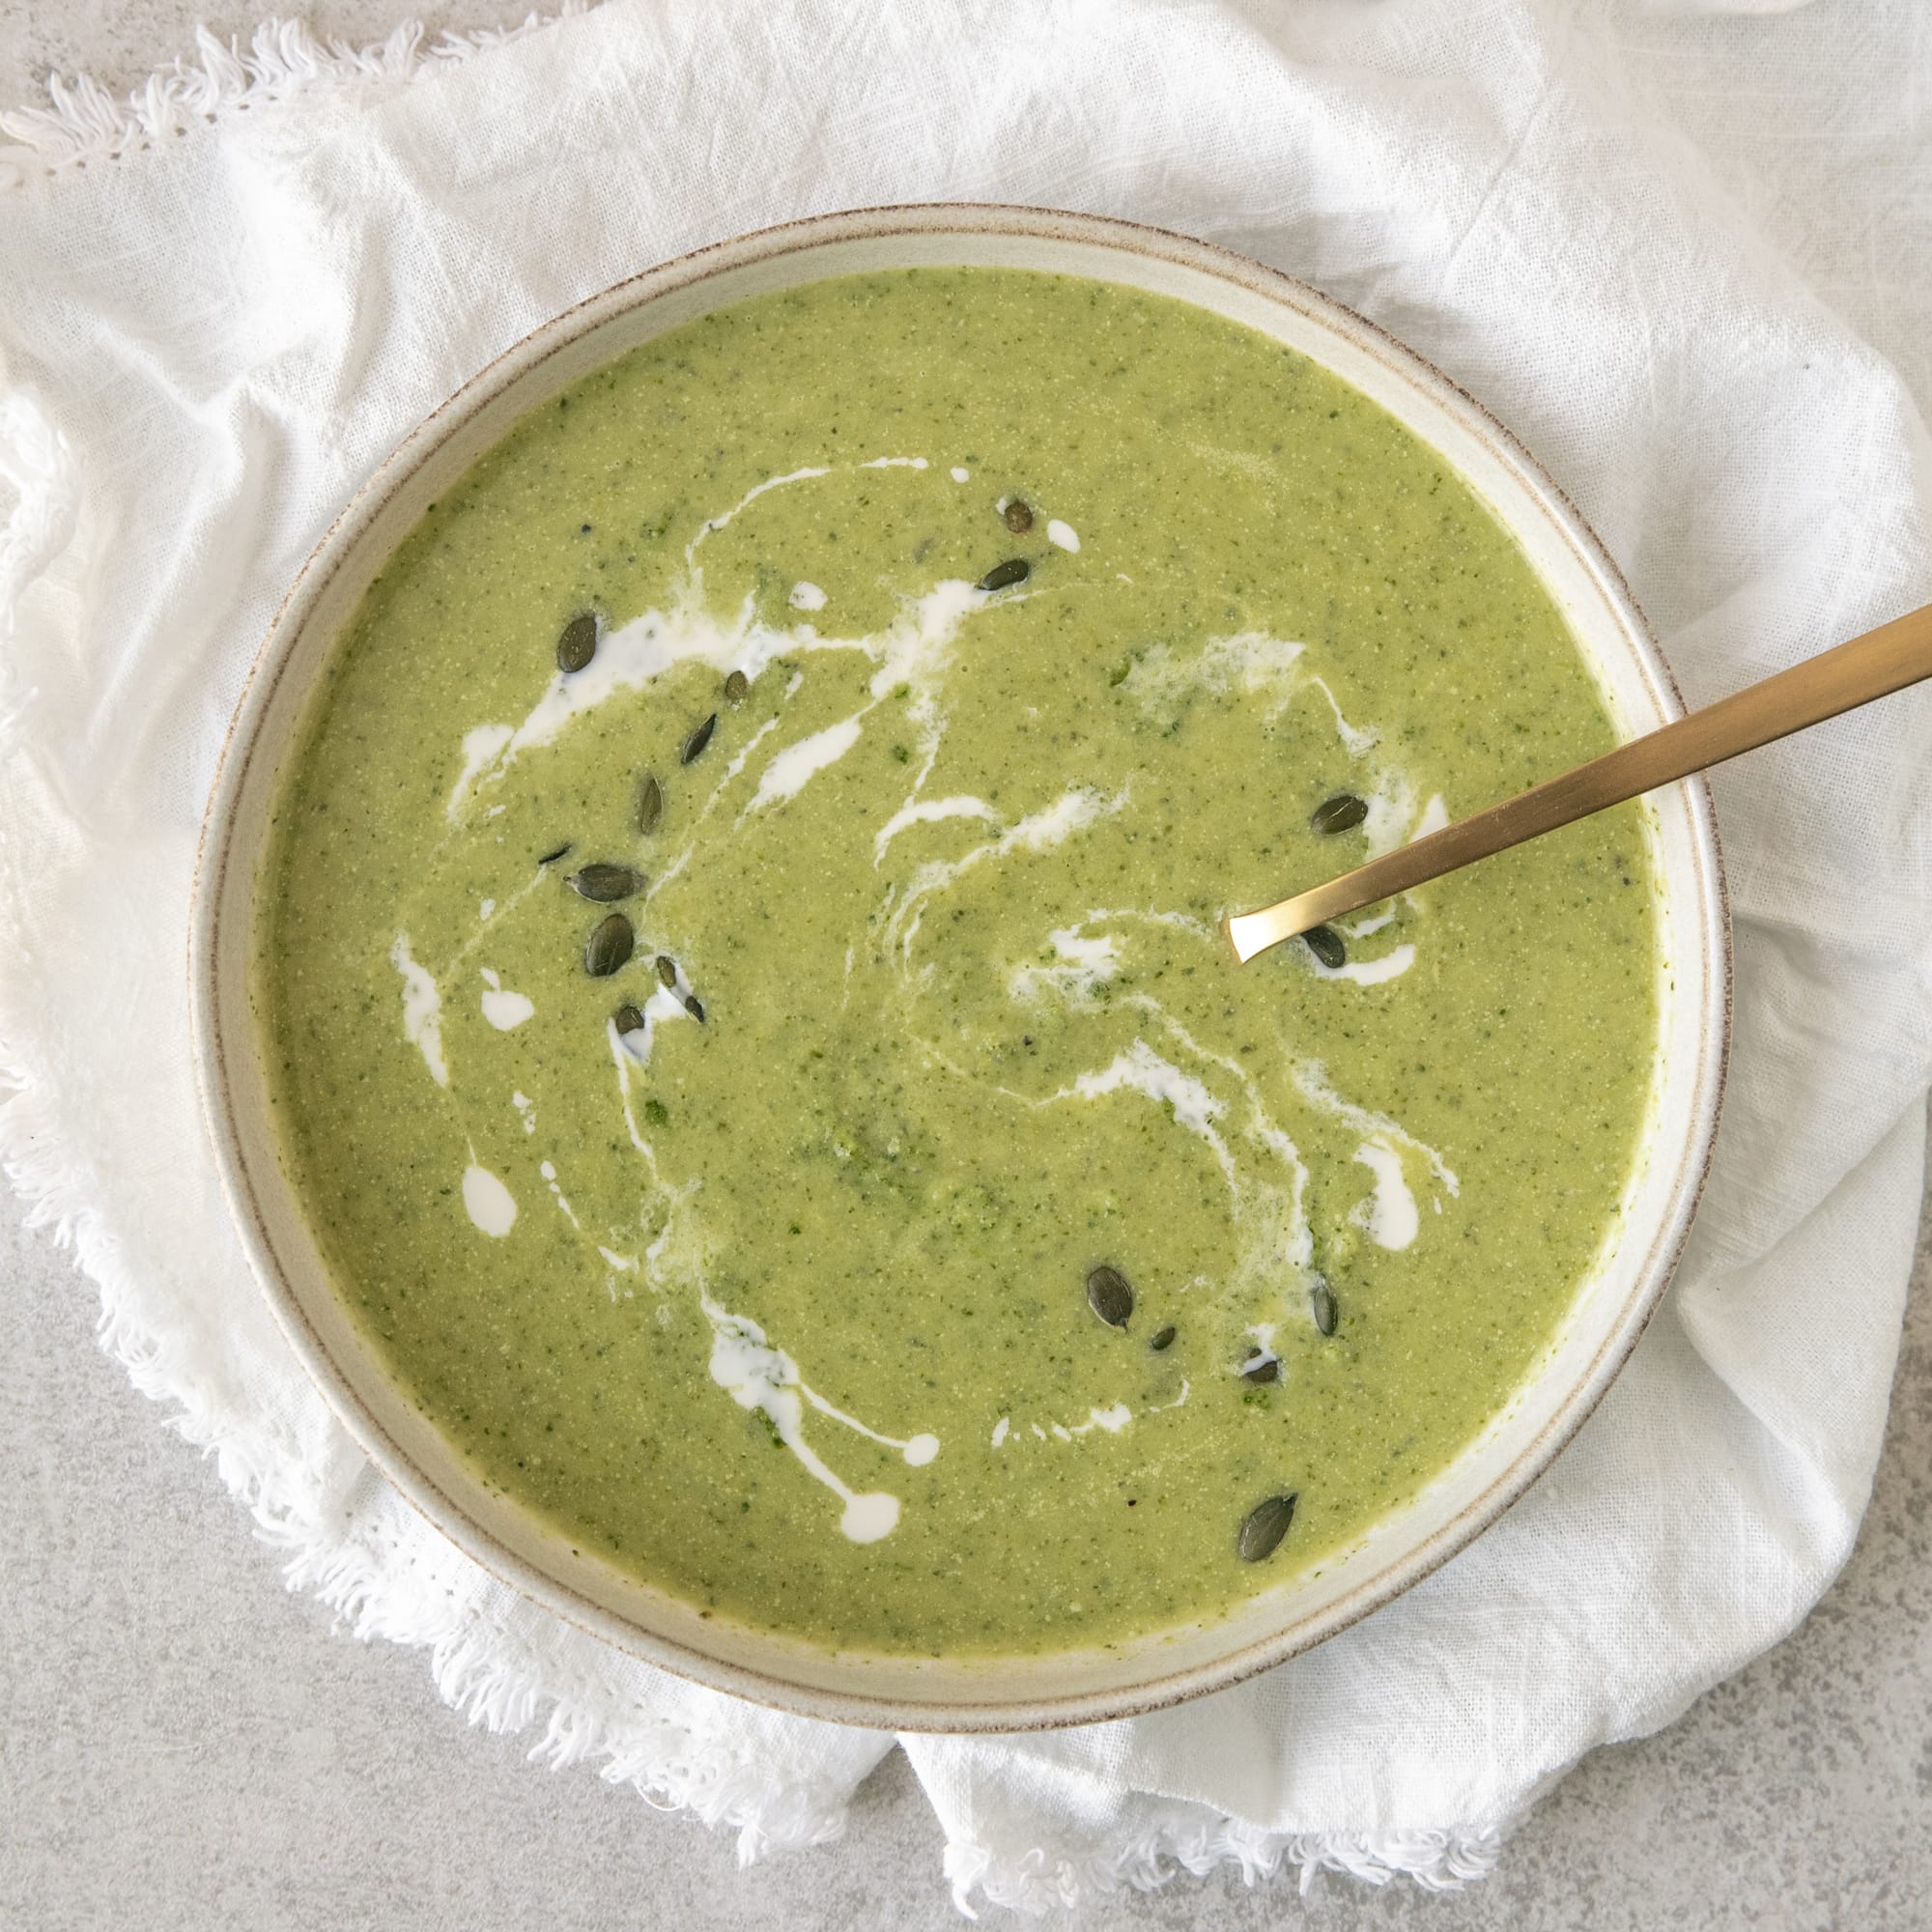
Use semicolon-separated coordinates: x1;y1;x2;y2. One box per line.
1002;498;1035;535
724;669;751;706
1150;1324;1177;1352
568;862;644;902
555;611;598;674
613;1003;644;1034
584;913;634;978
1310;1274;1338;1337
681;713;718;764
1236;1492;1297;1563
1241;1357;1280;1385
978;558;1030;593
1310;792;1369;835
636;773;663;836
1303;924;1347;970
1086;1264;1133;1328
655;954;678;989
536;841;573;867
683;993;706;1024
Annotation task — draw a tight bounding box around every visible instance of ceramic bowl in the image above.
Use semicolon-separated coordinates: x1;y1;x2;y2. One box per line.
190;204;1729;1732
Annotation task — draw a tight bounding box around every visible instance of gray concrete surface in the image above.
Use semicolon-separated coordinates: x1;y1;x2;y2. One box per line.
4;5;1931;1927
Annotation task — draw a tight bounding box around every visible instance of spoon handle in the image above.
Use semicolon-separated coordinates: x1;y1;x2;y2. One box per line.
1226;599;1932;964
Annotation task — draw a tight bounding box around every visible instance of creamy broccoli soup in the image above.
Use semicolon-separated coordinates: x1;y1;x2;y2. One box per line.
256;268;1656;1656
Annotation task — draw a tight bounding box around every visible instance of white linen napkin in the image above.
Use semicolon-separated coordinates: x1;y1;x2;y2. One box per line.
3;0;1928;1914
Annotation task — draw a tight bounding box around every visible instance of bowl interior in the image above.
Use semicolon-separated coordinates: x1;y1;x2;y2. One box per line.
193;207;1726;1732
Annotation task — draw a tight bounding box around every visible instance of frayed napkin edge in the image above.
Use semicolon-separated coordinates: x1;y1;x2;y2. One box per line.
0;7;595;190
942;1820;1503;1918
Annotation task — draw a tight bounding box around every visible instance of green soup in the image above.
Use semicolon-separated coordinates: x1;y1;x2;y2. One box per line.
256;268;1657;1656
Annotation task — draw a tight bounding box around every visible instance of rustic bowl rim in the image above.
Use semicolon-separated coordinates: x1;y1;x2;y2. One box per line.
188;201;1731;1734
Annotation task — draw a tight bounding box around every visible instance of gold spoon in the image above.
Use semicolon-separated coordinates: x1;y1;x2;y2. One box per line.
1226;599;1932;965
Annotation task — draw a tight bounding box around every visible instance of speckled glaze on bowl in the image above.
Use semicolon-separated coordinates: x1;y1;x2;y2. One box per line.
189;205;1730;1733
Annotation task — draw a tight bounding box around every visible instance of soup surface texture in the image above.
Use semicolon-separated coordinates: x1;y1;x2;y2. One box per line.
257;268;1657;1655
